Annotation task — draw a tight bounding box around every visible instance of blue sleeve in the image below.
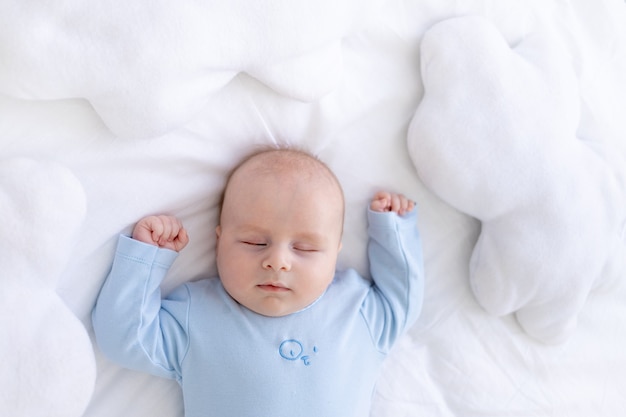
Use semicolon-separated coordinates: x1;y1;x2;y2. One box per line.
360;207;424;353
92;235;190;381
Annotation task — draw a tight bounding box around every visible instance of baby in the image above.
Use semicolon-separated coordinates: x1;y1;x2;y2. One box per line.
93;148;424;417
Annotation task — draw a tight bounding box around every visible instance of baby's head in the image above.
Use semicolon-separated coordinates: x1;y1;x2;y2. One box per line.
216;147;344;317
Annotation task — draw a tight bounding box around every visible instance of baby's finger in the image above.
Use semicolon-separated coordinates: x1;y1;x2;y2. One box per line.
399;195;411;214
389;193;402;213
372;199;387;212
375;191;390;205
171;218;185;241
179;227;189;244
174;228;190;251
162;216;180;243
370;191;390;212
147;217;164;242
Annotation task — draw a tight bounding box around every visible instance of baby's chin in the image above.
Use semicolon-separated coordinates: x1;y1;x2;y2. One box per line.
242;300;302;318
232;293;321;318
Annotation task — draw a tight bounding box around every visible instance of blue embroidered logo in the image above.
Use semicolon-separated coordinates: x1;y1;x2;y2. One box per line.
279;339;318;366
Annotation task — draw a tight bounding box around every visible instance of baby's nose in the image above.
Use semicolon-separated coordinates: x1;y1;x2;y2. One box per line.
262;245;292;271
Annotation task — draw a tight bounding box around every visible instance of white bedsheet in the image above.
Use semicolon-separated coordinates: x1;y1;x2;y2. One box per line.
1;1;625;416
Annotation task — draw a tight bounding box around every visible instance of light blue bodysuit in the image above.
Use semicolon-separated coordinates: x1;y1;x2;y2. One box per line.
93;208;424;417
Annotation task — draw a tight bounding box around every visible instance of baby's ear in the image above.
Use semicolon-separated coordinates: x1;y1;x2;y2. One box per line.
214;226;222;256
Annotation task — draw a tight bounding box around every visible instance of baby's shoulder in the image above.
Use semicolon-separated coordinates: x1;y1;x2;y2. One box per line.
172;277;226;303
328;268;372;296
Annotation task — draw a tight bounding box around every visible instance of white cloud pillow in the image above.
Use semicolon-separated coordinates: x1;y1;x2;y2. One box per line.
0;159;95;417
408;16;626;344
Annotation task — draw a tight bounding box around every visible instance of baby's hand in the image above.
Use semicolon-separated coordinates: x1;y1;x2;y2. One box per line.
132;215;189;252
370;191;415;216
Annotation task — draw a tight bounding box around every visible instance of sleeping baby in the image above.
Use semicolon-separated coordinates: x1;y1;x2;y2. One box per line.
92;147;424;417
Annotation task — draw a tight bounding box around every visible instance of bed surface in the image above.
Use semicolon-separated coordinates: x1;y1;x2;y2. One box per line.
2;1;626;416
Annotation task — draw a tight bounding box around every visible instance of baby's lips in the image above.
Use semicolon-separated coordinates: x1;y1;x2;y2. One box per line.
257;282;291;292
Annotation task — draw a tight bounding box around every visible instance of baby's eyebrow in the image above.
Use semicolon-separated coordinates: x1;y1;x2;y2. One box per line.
293;232;327;244
235;225;268;234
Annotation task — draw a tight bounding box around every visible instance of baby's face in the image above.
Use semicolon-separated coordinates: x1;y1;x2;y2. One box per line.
216;160;343;317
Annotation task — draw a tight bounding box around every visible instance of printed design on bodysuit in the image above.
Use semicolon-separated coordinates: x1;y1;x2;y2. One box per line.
279;339;318;366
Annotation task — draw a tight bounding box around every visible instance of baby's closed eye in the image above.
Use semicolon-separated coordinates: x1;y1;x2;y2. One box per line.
292;243;321;252
240;240;267;247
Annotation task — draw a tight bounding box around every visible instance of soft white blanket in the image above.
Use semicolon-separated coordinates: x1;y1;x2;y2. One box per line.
0;0;371;139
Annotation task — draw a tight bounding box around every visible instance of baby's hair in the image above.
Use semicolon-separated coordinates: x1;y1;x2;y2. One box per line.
218;144;345;224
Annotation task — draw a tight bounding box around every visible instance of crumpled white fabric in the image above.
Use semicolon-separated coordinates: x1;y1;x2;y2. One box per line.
0;0;371;139
0;158;95;417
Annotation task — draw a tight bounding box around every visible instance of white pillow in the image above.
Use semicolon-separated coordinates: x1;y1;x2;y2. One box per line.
0;159;95;417
407;16;626;344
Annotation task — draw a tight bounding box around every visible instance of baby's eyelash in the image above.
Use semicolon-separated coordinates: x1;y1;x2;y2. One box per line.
242;241;266;246
293;246;318;252
240;241;318;251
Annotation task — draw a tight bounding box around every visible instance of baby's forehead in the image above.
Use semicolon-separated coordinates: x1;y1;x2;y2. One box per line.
220;149;346;226
240;150;320;173
233;150;337;186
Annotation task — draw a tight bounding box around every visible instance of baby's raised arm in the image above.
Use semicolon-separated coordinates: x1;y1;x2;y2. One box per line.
370;191;415;216
132;215;189;252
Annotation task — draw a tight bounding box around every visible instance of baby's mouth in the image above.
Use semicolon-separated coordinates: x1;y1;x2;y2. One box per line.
257;283;290;292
